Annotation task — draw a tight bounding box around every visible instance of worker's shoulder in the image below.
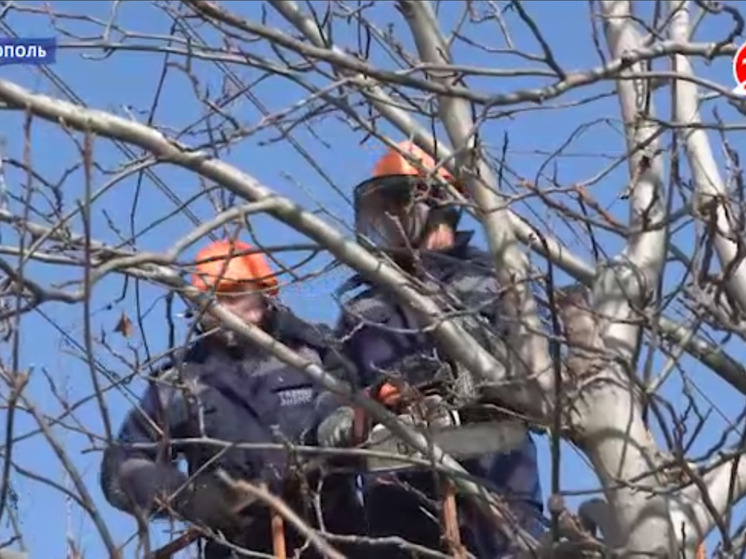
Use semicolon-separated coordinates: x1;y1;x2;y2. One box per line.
453;246;496;275
436;248;499;296
272;306;335;352
335;273;372;301
335;274;393;323
149;343;207;382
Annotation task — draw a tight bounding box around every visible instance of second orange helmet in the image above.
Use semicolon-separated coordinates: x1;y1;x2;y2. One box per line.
371;140;455;184
191;239;279;296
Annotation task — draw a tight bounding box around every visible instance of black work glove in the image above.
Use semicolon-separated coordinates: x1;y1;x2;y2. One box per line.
112;455;188;517
173;471;257;532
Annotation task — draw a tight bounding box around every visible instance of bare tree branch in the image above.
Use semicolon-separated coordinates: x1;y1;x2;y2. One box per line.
398;0;553;413
670;1;746;312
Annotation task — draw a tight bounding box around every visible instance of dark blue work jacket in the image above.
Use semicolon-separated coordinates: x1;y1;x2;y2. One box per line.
333;232;545;556
100;307;338;516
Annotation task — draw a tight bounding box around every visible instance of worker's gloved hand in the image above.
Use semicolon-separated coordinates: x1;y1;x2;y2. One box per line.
173;472;253;532
317;406;355;448
111;455;189;516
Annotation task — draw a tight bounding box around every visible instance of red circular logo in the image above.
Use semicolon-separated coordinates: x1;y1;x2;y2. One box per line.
733;43;746;93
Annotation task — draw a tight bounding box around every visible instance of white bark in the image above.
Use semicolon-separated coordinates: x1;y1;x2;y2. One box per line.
397;0;554;414
666;4;746;549
670;455;746;551
669;1;746;311
598;0;668;361
264;1;746;553
572;1;677;554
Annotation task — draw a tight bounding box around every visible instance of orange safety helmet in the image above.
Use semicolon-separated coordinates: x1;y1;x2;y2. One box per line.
372;140;456;184
190;239;279;296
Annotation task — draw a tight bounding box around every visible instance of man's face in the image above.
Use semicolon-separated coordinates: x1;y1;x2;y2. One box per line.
367;202;456;251
356;177;460;251
359;194;432;249
216;290;266;326
198;289;267;344
377;202;413;248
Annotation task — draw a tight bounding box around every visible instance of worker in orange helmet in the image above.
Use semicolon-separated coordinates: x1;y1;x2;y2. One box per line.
100;238;368;559
317;141;545;557
188;238;280;347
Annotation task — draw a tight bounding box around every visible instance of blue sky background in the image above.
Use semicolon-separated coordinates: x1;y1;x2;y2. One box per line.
0;1;744;556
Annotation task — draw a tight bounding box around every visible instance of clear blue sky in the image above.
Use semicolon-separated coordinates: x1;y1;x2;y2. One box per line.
0;1;744;556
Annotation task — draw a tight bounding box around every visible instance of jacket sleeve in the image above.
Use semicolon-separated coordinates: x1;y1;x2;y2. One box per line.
100;367;192;518
452;262;514;352
314;348;355;416
457;262;503;324
304;314;363;445
483;432;544;516
328;301;375;387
